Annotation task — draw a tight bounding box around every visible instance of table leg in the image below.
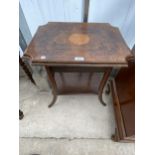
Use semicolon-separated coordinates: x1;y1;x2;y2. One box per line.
105;82;111;95
45;67;58;108
19;56;36;85
19;109;24;120
98;68;112;106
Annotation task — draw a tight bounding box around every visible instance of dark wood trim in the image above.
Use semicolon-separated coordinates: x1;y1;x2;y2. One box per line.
19;56;36;85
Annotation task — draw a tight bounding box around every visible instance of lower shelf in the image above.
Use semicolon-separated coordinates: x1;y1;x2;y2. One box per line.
54;72;103;94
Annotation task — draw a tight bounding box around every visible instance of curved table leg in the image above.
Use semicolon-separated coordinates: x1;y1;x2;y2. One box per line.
45;67;57;108
105;82;111;95
98;68;112;106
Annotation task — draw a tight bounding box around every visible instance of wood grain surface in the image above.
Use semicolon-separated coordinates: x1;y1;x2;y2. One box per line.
23;22;131;67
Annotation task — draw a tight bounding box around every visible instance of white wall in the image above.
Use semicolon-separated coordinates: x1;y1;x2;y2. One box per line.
20;0;134;49
20;0;84;36
88;0;135;49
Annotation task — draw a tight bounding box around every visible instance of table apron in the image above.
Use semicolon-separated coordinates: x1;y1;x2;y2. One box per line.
46;66;112;72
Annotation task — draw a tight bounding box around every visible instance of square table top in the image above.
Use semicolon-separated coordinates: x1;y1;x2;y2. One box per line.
23;22;131;67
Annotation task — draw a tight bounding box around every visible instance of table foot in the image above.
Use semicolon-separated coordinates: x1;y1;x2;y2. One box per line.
48;94;57;108
111;128;120;142
98;95;107;106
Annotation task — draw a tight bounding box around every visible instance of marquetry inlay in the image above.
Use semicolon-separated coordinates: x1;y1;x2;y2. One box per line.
69;33;90;45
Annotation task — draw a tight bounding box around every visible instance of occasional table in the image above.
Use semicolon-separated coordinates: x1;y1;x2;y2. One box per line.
23;22;131;108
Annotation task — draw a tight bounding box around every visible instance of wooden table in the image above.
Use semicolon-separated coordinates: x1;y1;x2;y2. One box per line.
23;22;131;108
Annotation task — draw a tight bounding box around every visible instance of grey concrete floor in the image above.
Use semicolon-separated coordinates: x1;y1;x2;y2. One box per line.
20;138;134;155
19;71;135;155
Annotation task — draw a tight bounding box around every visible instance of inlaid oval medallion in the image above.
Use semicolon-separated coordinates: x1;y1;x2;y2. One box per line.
69;33;90;45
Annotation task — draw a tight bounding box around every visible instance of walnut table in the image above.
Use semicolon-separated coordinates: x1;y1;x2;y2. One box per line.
23;22;131;108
